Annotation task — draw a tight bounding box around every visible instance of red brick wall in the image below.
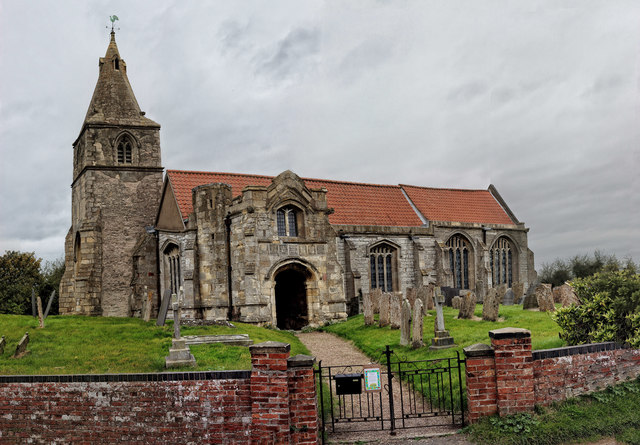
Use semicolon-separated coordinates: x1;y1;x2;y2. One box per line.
0;342;319;444
464;328;640;423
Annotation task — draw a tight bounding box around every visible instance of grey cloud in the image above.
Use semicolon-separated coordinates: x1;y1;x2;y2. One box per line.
447;81;488;103
338;39;394;84
255;27;320;80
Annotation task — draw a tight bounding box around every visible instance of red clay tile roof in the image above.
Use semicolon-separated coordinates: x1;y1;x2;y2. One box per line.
400;185;514;225
166;170;515;226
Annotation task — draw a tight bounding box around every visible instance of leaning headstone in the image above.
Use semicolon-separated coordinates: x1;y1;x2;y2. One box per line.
535;284;555;312
502;288;515;306
400;299;411;346
36;296;44;329
13;332;29;358
156;289;173;326
430;293;455;350
0;336;5;355
482;290;500;321
512;283;525;303
457;291;476;319
165;290;196;368
411;299;424;349
379;292;391;327
390;294;402;329
406;288;417;308
554;283;579;307
371;288;382;314
363;291;374;326
451;296;463;310
43;290;55;319
522;284;539;309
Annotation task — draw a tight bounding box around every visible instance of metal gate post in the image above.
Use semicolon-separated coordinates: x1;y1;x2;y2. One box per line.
316;361;326;445
384;345;396;435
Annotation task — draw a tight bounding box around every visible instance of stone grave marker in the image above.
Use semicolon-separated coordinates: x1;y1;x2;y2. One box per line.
496;284;508;301
142;286;153;322
512;283;524;303
502;288;515;306
165;290;197;368
406;287;417;308
31;288;36;318
363;291;374;326
451;296;462;310
371;288;382;314
0;335;5;355
522;283;539;309
13;332;29;358
390;294;402;329
36;296;44;328
482;289;500;321
457;291;476;319
553;283;579;307
400;299;411;346
418;285;434;311
156;289;173;326
430;292;455;350
411;298;424;349
379;292;391;327
43;290;55;319
535;284;555;312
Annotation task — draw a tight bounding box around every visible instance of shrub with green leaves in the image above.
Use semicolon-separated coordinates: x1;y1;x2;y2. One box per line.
554;270;640;347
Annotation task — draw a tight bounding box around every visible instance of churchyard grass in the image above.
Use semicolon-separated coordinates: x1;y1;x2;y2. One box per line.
0;315;309;374
465;377;640;445
322;304;563;411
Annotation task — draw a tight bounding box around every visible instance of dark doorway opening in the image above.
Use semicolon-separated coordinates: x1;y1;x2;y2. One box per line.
275;266;309;330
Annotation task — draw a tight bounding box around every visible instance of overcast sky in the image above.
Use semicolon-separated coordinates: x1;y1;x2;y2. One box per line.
1;1;639;269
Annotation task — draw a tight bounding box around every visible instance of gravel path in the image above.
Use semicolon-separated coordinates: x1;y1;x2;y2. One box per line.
297;331;471;444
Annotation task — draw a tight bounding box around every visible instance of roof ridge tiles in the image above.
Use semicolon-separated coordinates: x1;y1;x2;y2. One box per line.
399;183;489;192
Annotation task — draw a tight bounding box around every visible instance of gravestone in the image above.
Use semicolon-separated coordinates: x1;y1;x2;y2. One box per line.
13;332;29;358
156;289;173;326
406;288;417;308
440;287;458;306
379;292;391;327
457;291;476;319
31;288;36;318
451;296;462;310
553;283;579;307
418;285;434;311
430;292;455;350
371;288;382;314
411;299;424;349
512;283;525;303
363;291;374;326
482;289;500;321
400;299;411;346
36;296;44;328
535;284;555;312
496;284;508;302
43;290;55;319
522;283;539;309
502;288;515;306
390;294;402;329
0;335;5;355
165;291;196;368
142;287;153;322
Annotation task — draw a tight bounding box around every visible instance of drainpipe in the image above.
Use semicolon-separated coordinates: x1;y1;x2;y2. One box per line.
225;213;234;321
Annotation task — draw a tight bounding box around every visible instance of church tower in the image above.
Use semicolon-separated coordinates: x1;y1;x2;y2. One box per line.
59;31;163;316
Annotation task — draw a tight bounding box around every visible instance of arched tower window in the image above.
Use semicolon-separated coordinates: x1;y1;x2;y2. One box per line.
446;235;471;289
276;205;301;237
114;57;120;70
74;232;82;275
370;243;397;292
491;237;516;288
117;137;133;164
164;244;181;295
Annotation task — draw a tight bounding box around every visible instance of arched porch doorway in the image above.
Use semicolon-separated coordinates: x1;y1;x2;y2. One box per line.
274;264;310;330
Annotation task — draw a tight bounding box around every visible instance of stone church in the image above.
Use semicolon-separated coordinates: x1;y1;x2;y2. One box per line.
60;32;536;328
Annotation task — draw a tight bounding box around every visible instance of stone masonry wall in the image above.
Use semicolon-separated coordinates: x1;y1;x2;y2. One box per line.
464;328;640;423
0;342;318;444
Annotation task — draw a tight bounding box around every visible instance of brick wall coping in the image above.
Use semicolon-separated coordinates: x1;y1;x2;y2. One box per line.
463;343;494;358
488;327;531;339
0;370;251;384
288;354;316;368
532;341;626;361
249;341;290;353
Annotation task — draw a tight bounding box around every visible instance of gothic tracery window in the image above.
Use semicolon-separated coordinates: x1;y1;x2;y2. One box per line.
446;235;471;289
117;137;132;164
370;243;396;292
277;206;299;237
491;237;514;287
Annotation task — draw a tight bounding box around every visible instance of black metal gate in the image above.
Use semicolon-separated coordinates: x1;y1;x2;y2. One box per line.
315;346;465;441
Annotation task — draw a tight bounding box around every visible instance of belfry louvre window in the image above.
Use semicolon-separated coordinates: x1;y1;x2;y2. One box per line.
491;237;514;287
370;243;396;292
117;137;132;164
446;235;470;289
277;206;298;237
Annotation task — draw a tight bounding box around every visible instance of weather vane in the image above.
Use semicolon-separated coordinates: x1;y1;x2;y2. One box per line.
107;15;119;32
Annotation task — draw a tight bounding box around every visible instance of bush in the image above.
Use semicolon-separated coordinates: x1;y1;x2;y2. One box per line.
539;251;637;287
554;270;640;347
0;251;42;314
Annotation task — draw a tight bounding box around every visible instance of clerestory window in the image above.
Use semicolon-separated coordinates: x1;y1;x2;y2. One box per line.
117;137;132;164
446;235;471;289
370;243;397;292
277;206;299;237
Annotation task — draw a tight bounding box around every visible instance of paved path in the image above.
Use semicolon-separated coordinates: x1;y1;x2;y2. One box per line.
297;331;470;444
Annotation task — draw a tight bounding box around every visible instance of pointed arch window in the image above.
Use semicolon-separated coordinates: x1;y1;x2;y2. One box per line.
370;243;397;292
446;235;471;289
491;237;514;287
117;137;133;164
164;244;181;295
276;206;300;237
